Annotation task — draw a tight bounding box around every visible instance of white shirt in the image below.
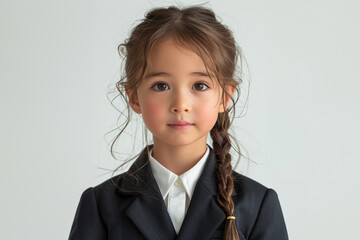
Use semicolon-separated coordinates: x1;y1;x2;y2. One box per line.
148;145;210;234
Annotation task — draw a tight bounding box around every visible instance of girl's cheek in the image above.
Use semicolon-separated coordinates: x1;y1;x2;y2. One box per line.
195;105;219;123
146;104;164;117
139;92;165;116
142;106;166;133
141;102;167;126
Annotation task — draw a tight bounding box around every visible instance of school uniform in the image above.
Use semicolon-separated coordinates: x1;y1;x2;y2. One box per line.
69;144;288;240
148;145;210;234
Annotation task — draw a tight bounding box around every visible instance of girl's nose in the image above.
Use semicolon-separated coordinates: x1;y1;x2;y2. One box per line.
170;92;191;113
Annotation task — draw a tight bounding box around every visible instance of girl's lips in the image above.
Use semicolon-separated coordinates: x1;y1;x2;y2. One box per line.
168;124;193;130
169;120;192;125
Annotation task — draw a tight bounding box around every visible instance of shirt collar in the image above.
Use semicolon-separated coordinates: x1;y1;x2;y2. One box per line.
148;145;210;200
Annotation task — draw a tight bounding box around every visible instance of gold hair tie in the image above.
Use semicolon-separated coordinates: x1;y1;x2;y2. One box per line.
226;216;236;221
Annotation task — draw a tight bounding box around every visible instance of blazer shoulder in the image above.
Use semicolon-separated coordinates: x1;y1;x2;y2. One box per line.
230;170;279;217
231;170;269;198
231;171;288;239
94;173;125;189
87;172;128;203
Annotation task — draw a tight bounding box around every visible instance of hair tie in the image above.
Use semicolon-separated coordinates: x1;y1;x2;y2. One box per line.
226;215;236;221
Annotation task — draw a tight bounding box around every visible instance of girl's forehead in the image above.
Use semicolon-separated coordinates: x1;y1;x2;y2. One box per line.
148;40;200;66
147;37;211;71
149;37;194;58
144;36;218;84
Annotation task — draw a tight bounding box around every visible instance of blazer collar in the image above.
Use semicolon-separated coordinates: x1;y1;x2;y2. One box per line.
119;144;235;240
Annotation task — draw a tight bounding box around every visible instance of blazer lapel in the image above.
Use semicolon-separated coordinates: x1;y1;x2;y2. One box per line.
119;145;235;240
120;146;177;240
177;147;235;240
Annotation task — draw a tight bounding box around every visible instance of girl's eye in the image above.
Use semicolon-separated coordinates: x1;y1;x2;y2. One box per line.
151;82;209;91
192;82;209;91
151;82;169;91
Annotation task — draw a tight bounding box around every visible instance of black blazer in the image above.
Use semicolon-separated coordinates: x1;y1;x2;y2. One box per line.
69;145;288;240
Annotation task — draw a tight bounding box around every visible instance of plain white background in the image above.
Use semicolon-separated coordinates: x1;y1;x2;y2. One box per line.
1;0;359;239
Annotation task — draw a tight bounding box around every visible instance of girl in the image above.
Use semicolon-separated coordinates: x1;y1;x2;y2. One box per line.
69;5;288;240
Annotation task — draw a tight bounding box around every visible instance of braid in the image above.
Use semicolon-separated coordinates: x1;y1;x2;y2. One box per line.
210;111;240;240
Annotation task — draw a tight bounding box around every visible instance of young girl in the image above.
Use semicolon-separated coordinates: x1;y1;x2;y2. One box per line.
69;6;288;240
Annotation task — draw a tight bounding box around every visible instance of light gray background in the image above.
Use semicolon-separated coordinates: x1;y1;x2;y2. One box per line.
1;0;359;239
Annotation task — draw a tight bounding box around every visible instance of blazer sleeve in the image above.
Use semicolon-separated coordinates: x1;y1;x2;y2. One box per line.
69;187;107;240
248;188;289;240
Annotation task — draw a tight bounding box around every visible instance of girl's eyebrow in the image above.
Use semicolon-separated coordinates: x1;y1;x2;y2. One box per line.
144;71;211;80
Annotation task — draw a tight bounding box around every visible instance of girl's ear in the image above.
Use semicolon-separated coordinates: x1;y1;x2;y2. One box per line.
126;89;142;114
218;85;235;113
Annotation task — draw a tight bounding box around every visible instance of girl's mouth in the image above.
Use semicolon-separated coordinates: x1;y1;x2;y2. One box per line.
167;124;193;130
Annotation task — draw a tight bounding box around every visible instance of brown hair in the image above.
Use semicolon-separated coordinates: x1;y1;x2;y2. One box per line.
110;5;247;240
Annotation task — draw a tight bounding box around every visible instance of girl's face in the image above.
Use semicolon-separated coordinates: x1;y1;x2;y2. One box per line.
127;37;232;148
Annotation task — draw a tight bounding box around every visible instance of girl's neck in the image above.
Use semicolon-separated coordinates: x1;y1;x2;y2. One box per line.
151;139;208;176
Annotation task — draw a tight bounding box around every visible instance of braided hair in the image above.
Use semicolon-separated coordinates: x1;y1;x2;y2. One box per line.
211;110;239;240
